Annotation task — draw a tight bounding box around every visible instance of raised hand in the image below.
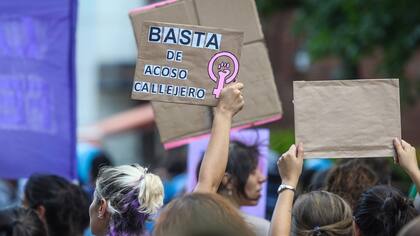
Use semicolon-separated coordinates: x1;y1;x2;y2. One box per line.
394;138;420;195
194;82;244;193
394;138;419;177
277;143;304;187
215;82;244;118
270;143;304;236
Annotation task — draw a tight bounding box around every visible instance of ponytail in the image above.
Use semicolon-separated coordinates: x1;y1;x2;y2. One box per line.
95;164;164;235
354;185;417;236
292;191;353;236
138;172;164;214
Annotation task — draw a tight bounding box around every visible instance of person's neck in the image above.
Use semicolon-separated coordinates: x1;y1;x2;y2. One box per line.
220;192;241;208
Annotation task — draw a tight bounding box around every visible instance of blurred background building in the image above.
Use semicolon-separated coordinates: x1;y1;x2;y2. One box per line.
77;0;162;166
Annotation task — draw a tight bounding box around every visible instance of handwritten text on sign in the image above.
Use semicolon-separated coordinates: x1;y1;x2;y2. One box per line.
131;22;243;106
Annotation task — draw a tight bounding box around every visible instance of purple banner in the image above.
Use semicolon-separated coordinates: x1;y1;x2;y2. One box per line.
0;0;77;179
187;129;269;218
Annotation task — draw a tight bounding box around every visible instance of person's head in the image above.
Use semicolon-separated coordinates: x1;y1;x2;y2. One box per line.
397;216;420;236
154;193;255;236
292;191;353;236
217;141;266;206
358;158;391;185
326;160;378;209
24;175;89;236
0;207;47;236
309;169;330;191
90;164;163;236
354;185;418;236
90;154;112;184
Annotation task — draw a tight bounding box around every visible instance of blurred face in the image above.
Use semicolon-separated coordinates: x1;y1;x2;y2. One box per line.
89;193;109;236
240;167;266;206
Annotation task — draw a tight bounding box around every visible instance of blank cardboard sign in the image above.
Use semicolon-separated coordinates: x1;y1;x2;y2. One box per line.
194;0;263;43
294;79;401;159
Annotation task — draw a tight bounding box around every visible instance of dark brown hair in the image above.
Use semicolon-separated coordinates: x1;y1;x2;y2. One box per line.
0;207;47;236
154;193;255;236
25;175;89;236
218;141;260;198
292;191;353;236
326;160;378;209
354;185;417;236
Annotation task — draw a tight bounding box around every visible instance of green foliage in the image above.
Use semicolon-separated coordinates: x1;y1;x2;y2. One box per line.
256;0;420;102
294;0;420;79
270;129;295;154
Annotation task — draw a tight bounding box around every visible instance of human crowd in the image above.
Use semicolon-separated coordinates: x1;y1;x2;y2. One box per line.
1;83;419;236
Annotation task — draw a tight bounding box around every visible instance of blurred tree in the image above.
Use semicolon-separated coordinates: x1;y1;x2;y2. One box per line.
256;0;420;103
256;0;301;16
270;129;294;154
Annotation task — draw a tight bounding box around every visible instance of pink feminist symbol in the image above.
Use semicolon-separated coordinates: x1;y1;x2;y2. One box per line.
207;51;239;98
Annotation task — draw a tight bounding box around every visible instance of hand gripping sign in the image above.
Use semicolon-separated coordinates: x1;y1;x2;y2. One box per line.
208;51;239;98
131;21;244;106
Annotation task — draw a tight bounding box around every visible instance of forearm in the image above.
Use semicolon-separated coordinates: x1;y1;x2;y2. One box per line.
194;111;232;193
269;190;295;236
408;169;420;194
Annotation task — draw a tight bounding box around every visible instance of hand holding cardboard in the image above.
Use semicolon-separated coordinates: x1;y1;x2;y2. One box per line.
294;79;401;159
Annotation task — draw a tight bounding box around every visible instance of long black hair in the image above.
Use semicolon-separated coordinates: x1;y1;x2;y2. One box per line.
24;175;89;236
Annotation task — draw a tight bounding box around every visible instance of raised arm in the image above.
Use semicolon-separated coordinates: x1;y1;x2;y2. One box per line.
269;143;304;236
394;138;420;193
194;83;244;193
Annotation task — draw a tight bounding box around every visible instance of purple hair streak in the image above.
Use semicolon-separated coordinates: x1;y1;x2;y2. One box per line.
107;189;150;236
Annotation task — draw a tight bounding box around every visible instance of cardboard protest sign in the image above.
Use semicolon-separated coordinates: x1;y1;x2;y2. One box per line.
187;129;269;218
129;0;283;148
0;0;77;179
131;21;244;106
294;79;401;159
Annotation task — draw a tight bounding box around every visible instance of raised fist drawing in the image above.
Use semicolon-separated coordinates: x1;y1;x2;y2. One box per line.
217;62;231;79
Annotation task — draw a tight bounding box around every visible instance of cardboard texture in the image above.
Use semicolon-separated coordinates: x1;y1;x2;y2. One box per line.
130;0;283;146
132;21;244;105
152;101;213;142
294;79;401;159
193;0;263;43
